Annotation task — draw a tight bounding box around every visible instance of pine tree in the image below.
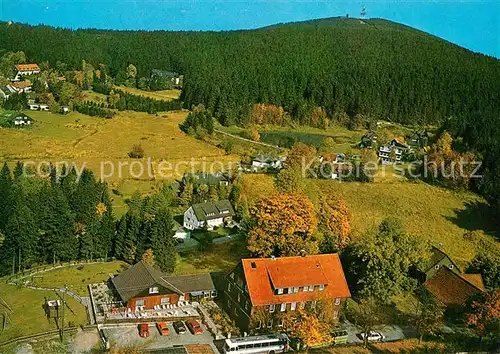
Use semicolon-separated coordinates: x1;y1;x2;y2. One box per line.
0;162;13;231
39;185;77;263
150;208;176;273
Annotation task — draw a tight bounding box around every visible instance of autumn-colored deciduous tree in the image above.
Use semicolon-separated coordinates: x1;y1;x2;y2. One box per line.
250;104;288;126
291;309;330;349
275;168;304;194
247;193;319;257
318;196;351;252
466;289;500;339
310;106;329;129
247;128;260;142
142;248;155;266
286;142;317;171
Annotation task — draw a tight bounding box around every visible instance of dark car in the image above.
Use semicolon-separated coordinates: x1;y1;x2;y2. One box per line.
173;321;187;334
138;323;149;338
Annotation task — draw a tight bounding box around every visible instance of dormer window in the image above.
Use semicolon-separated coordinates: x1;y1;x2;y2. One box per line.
277;288;284;295
319;284;325;291
435;265;440;270
149;287;159;294
449;265;454;270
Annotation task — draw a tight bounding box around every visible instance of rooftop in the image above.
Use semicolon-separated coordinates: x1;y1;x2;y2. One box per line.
424;267;485;305
242;254;351;306
15;63;40;72
191;200;235;221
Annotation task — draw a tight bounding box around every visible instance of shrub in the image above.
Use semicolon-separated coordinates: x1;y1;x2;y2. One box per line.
128;144;145;158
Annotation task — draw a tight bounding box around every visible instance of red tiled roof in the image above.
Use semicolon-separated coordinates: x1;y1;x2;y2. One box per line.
15;64;40;72
425;267;485;305
242;254;351;306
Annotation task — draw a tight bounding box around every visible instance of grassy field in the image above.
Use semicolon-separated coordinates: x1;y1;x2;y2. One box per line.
0;283;88;342
239;173;498;266
0;109;238;215
30;262;128;296
113;86;181;100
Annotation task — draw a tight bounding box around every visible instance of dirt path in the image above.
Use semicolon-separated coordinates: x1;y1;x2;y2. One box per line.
214;129;281;150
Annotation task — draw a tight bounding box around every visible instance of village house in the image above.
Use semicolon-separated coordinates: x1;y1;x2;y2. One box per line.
183;200;235;230
13;113;32;127
151;69;184;87
406;130;429;149
111;261;217;310
181;172;229;189
359;131;377;149
13;64;40;81
7;80;32;94
417;247;486;306
378;138;410;164
224;254;351;333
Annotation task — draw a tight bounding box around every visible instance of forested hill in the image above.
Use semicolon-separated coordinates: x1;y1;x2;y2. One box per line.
1;18;499;128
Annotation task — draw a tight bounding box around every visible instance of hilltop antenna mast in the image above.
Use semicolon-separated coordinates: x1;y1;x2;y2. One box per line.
361;6;367;19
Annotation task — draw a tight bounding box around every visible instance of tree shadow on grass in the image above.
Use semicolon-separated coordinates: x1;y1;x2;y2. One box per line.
445;200;500;242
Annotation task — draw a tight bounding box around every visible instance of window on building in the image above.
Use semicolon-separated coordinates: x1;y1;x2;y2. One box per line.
149;287;159;294
278;318;284;327
435;265;440;270
309;285;315;292
135;299;145;307
335;298;341;305
280;303;286;312
230;272;235;279
293;287;299;293
449;265;454;270
311;300;317;310
277;288;284;295
228;283;231;291
204;291;210;299
319;284;325;291
299;302;305;310
291;302;297;311
237;292;241;302
234;308;238;316
160;297;170;304
287;287;293;294
302;286;308;293
245;301;249;311
267;319;273;328
256;320;262;329
333;310;339;319
269;304;275;313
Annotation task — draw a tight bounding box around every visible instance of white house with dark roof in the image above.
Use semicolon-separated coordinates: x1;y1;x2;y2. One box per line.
183;200;235;230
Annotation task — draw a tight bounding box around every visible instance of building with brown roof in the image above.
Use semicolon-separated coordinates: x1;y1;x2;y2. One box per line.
7;80;32;93
425;267;485;305
224;254;351;333
13;64;40;81
110;261;216;310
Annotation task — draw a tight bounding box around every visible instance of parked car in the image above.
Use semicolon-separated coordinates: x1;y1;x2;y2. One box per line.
138;323;149;338
359;330;385;342
156;322;170;336
186;319;203;335
173;321;187;334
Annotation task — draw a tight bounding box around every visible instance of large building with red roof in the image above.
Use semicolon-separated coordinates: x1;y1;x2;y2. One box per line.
224;254;351;333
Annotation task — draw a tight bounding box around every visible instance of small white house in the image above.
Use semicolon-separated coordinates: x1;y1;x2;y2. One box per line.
29;103;40;110
13;114;32;127
250;154;285;171
183;200;235;231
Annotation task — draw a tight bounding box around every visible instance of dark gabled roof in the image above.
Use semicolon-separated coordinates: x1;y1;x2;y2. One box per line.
423;246;461;273
161;273;215;293
191;200;235;221
111;261;182;302
252;154;280;163
425;267;485;305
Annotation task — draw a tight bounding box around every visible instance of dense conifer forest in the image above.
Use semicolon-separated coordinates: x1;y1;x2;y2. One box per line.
0;17;499;207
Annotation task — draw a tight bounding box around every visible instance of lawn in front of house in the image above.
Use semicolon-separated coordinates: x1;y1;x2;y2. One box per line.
30;261;128;296
174;239;248;275
0;283;88;343
191;227;234;242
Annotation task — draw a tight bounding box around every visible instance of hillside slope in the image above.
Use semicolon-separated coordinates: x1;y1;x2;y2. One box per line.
0;18;498;129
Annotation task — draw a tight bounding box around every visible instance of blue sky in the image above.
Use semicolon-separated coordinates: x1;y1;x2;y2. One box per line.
1;1;498;58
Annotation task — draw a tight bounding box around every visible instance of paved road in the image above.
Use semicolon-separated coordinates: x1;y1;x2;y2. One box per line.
343;320;416;344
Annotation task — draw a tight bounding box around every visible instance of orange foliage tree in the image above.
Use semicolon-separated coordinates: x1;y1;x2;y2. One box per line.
290;309;330;349
247;193;319;257
466;289;500;338
318;196;351;251
286;142;318;171
250;104;288;126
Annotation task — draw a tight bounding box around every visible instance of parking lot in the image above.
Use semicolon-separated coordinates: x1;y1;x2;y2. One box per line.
103;321;219;352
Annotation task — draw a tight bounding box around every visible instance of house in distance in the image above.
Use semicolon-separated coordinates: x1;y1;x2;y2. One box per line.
183;200;235;230
13;63;40;81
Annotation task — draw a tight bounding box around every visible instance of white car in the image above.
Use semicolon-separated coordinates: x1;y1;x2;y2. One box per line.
360;330;385;342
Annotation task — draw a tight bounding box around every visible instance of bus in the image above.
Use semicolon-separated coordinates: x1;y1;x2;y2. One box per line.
223;333;289;353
